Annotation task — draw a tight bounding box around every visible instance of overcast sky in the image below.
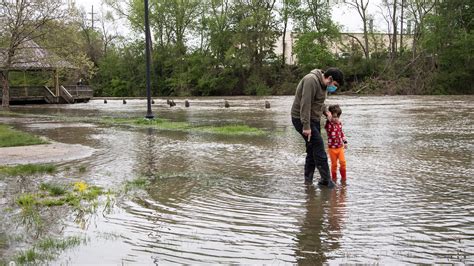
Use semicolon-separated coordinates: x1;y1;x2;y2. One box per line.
74;0;386;34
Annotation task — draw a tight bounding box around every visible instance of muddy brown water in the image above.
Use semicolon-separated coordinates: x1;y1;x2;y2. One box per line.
0;95;473;264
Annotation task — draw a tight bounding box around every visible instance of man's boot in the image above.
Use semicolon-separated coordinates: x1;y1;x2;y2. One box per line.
304;171;314;185
316;164;335;188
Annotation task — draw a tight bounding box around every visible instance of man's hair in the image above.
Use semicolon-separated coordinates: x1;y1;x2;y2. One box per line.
328;104;342;117
324;67;344;86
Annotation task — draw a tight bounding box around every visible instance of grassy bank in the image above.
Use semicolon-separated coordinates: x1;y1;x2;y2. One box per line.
0;164;56;177
0;124;48;147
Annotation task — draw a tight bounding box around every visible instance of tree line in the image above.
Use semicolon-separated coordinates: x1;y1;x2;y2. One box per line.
1;0;472;107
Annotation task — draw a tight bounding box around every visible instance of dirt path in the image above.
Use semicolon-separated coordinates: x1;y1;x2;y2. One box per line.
0;142;96;165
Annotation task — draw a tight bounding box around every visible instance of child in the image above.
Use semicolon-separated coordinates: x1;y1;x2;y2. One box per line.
324;104;348;184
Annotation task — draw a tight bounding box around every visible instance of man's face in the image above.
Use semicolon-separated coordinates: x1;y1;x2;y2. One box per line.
328;77;339;88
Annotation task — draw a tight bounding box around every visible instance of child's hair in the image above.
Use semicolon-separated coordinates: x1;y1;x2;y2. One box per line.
328;104;342;117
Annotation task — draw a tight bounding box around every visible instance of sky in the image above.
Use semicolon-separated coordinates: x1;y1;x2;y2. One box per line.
73;0;386;34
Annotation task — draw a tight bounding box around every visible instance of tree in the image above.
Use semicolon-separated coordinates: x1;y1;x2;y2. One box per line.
0;0;66;108
207;0;233;64
292;0;339;71
278;0;299;65
405;0;437;58
227;0;279;95
229;0;279;70
343;0;371;59
421;0;473;93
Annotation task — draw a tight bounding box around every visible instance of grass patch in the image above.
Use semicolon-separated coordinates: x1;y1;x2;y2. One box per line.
102;117;264;136
0;110;25;117
39;183;66;196
200;124;265;136
16;181;107;210
0;232;7;249
125;177;150;191
15;236;83;264
14;181;109;238
78;165;87;173
0;164;56;176
0;124;48;147
103;117;190;131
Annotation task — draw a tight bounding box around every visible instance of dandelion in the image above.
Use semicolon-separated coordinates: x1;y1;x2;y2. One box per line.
74;181;88;192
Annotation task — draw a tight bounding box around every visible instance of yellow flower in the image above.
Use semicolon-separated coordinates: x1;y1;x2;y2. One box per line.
74;181;88;192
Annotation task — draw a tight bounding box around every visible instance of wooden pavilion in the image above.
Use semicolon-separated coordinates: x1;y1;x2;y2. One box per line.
0;41;93;104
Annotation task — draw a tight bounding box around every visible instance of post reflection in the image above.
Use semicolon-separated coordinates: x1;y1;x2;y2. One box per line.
296;186;347;264
142;128;158;179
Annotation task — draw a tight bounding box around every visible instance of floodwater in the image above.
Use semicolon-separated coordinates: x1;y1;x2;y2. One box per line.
0;95;473;264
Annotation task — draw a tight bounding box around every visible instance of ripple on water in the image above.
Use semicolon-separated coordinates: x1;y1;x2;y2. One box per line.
8;95;472;264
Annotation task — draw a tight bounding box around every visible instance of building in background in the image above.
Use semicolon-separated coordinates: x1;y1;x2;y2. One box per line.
274;32;414;65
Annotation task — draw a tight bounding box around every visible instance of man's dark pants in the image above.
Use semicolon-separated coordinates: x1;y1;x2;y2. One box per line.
292;117;332;185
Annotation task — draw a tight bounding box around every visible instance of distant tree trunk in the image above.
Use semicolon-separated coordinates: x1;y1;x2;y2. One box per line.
1;70;10;109
282;17;288;65
344;0;370;59
399;0;404;54
391;0;398;57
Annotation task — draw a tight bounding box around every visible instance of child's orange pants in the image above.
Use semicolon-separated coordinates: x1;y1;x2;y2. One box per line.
328;147;346;182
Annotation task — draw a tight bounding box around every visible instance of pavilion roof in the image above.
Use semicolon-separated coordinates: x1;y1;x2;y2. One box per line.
0;40;76;71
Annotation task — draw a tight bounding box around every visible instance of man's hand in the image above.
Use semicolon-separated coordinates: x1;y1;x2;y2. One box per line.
303;129;311;141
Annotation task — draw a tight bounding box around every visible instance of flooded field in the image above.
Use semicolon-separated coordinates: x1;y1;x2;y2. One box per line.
0;95;473;264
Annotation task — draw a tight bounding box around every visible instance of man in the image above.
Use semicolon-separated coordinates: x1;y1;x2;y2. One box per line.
291;67;344;188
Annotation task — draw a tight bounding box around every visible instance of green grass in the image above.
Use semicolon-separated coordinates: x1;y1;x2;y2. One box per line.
104;117;190;130
0;124;48;147
15;236;83;264
0;164;57;176
78;165;87;173
103;117;265;136
39;183;66;196
125;177;150;191
200;124;265;136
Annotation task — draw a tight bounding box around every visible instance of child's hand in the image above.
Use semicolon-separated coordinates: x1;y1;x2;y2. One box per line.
344;143;348;149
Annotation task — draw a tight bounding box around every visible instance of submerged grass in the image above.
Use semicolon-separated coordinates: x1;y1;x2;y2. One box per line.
125;177;150;192
0;124;48;147
102;117;265;136
200;124;265;135
0;111;266;136
16;181;106;209
15;236;83;264
0;164;56;177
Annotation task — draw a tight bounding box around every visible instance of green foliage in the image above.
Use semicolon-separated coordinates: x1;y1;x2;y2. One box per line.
0;124;48;147
293;32;337;73
244;72;271;96
0;164;56;177
421;0;473;93
93;43;146;97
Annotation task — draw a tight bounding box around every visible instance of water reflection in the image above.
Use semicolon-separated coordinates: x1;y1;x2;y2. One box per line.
296;186;347;264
